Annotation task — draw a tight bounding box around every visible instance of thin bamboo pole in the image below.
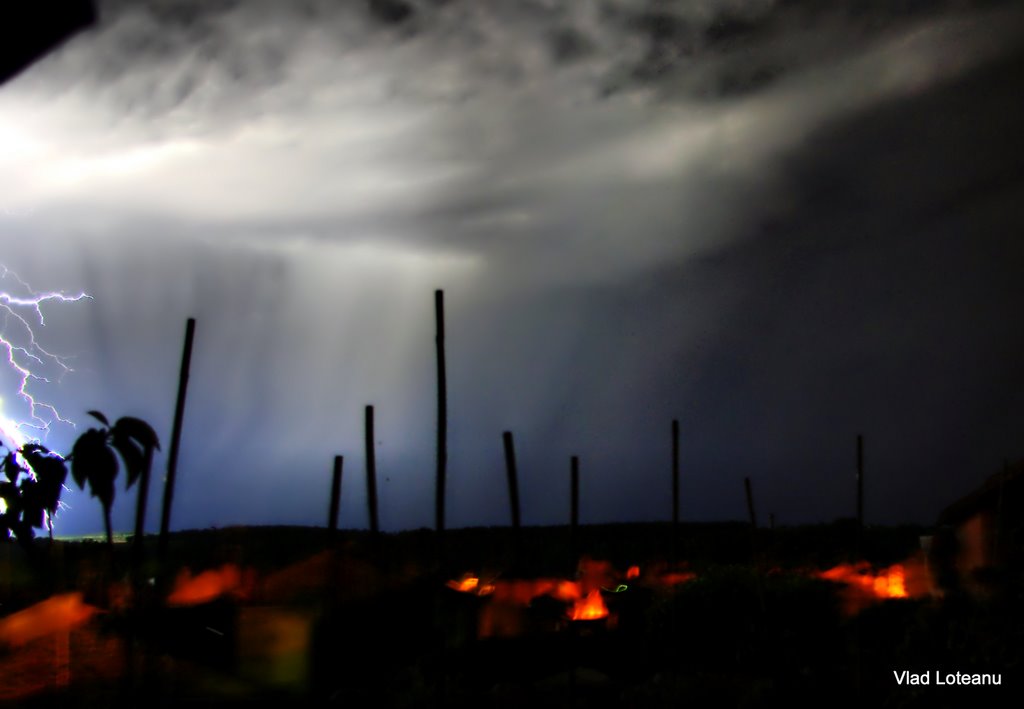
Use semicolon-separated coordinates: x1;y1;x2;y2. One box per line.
328;455;344;540
158;317;195;562
502;431;521;554
744;476;757;530
435;290;447;535
570;455;579;566
671;419;679;562
365;406;379;536
856;434;864;556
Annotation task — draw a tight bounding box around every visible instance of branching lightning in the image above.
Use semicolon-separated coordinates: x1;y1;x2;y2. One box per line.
0;264;91;442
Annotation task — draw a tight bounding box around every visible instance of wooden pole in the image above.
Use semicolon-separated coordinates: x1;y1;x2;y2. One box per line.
744;476;757;530
328;455;344;540
365;406;379;536
856;434;864;556
502;432;521;547
131;445;155;569
570;455;579;565
158;317;196;562
671;419;679;562
435;290;447;537
745;477;766;613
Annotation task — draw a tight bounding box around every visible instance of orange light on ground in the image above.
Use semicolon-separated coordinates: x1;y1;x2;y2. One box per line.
166;563;250;606
0;593;99;648
658;571;697;587
818;561;913;614
819;562;908;599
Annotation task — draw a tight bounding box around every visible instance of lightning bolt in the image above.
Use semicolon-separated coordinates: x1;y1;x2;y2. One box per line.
0;264;91;442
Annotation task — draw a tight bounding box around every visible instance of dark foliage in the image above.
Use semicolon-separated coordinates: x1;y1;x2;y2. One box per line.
0;441;68;547
68;410;160;547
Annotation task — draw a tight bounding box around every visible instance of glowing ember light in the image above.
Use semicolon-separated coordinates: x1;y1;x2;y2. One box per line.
450;560;636;635
626;565;640;579
658;571;697;587
0;593;99;648
569;589;609;621
553;579;581;603
166;564;251;606
446;573;496;596
819;562;908;599
447;574;481;593
818;561;913;615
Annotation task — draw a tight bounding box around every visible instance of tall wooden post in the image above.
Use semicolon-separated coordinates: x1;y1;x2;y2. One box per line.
328;455;343;540
671;419;680;561
365;406;379;536
502;432;521;550
158;317;196;562
570;455;580;565
131;445;155;569
856;434;864;556
435;290;447;536
745;477;766;613
744;476;757;530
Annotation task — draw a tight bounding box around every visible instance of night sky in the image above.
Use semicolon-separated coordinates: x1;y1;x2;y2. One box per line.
1;0;1023;537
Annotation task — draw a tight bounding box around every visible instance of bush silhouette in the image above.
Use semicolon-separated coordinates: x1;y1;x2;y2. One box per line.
0;441;67;548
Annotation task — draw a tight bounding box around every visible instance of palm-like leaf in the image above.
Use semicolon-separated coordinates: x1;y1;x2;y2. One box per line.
71;428;119;509
111;417;160;489
87;410;110;427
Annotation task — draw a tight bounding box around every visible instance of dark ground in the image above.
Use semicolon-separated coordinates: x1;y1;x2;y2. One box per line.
1;522;1022;708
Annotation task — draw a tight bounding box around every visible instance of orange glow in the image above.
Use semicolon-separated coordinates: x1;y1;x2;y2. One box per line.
0;593;99;648
447;575;480;593
450;559;642;636
553;580;582;602
577;558;615;585
818;562;913;614
166;563;250;606
819;562;908;599
569;589;609;621
658;571;697;587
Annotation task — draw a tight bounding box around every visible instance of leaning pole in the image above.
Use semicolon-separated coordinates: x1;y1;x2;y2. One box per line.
158;317;196;563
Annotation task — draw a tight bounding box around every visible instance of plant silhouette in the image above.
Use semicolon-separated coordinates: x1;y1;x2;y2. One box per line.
70;410;160;549
0;441;68;548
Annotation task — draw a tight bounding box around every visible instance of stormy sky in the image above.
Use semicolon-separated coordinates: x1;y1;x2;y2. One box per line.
1;0;1023;537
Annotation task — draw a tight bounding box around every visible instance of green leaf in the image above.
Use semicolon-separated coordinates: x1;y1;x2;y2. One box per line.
111;429;144;489
71;428;119;508
71;429;106;489
113;416;161;452
0;481;18;505
20;444;67;514
87;410;110;427
19;480;45;529
10;519;34;544
3;452;23;483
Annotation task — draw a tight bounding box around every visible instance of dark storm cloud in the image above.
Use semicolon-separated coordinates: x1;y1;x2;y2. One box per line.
1;0;1023;534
